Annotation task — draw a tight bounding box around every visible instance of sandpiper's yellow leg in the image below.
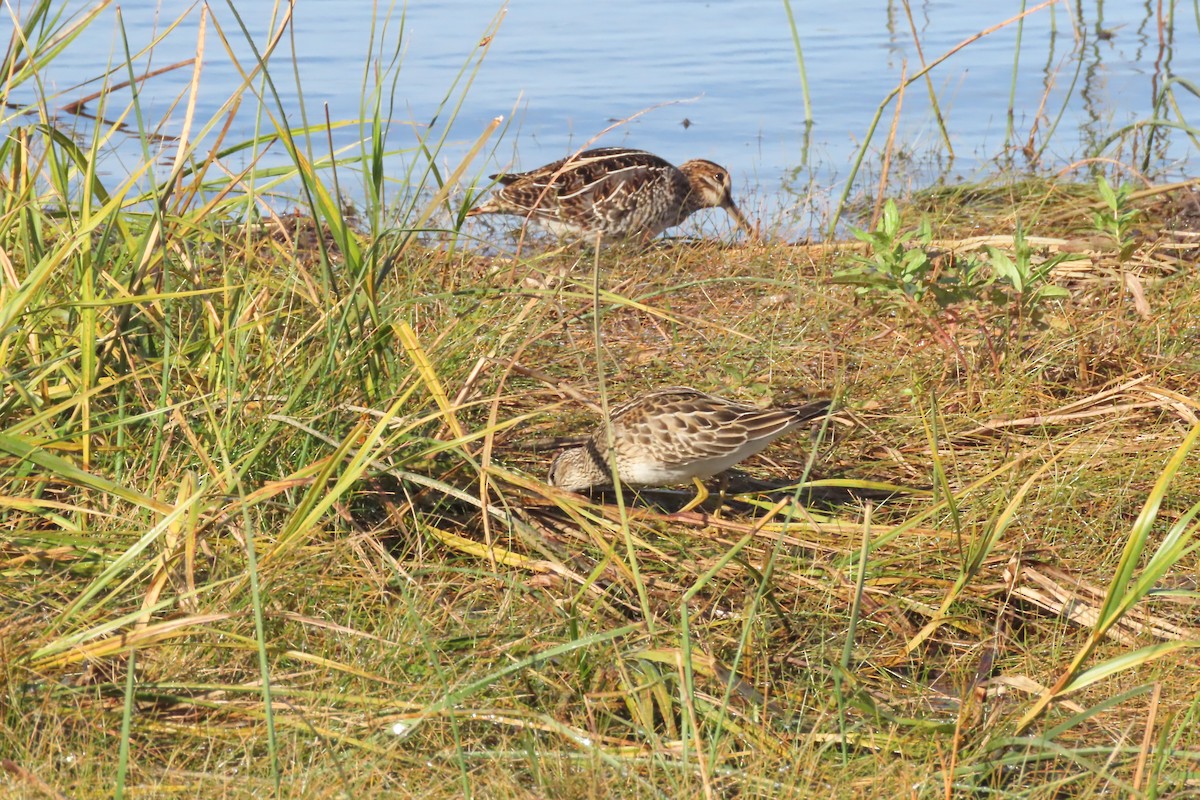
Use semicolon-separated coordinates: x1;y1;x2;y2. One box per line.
678;477;710;513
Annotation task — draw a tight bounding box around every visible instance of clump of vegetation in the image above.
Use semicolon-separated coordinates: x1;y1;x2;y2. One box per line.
834;199;1074;364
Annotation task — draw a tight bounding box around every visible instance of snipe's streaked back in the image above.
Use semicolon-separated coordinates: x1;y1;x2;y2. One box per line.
467;147;755;242
547;386;832;494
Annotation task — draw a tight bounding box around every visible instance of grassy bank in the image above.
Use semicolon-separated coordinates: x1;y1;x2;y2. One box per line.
5;3;1200;799
4;171;1200;797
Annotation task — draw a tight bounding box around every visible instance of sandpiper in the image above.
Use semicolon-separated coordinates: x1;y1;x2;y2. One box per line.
467;147;755;243
547;387;831;509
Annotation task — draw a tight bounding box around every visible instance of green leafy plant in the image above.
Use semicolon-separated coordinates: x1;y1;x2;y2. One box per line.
983;225;1072;331
835;202;1076;364
837;201;1073;312
1093;176;1141;261
834;199;938;301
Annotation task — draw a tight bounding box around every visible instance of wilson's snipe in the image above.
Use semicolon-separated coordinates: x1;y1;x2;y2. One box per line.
467;147;755;242
548;387;831;508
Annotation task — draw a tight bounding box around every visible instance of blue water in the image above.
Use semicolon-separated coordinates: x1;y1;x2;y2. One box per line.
8;0;1199;235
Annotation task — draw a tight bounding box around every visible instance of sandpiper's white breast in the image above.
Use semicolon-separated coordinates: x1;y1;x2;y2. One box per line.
620;449;766;486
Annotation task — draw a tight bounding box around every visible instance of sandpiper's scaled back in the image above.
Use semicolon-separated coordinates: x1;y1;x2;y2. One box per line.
467;147;755;242
547;387;832;493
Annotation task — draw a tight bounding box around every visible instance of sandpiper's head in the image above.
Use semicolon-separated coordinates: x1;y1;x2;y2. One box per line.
679;159;755;237
547;447;596;492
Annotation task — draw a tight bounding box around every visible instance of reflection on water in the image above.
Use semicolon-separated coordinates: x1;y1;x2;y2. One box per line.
5;0;1198;235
